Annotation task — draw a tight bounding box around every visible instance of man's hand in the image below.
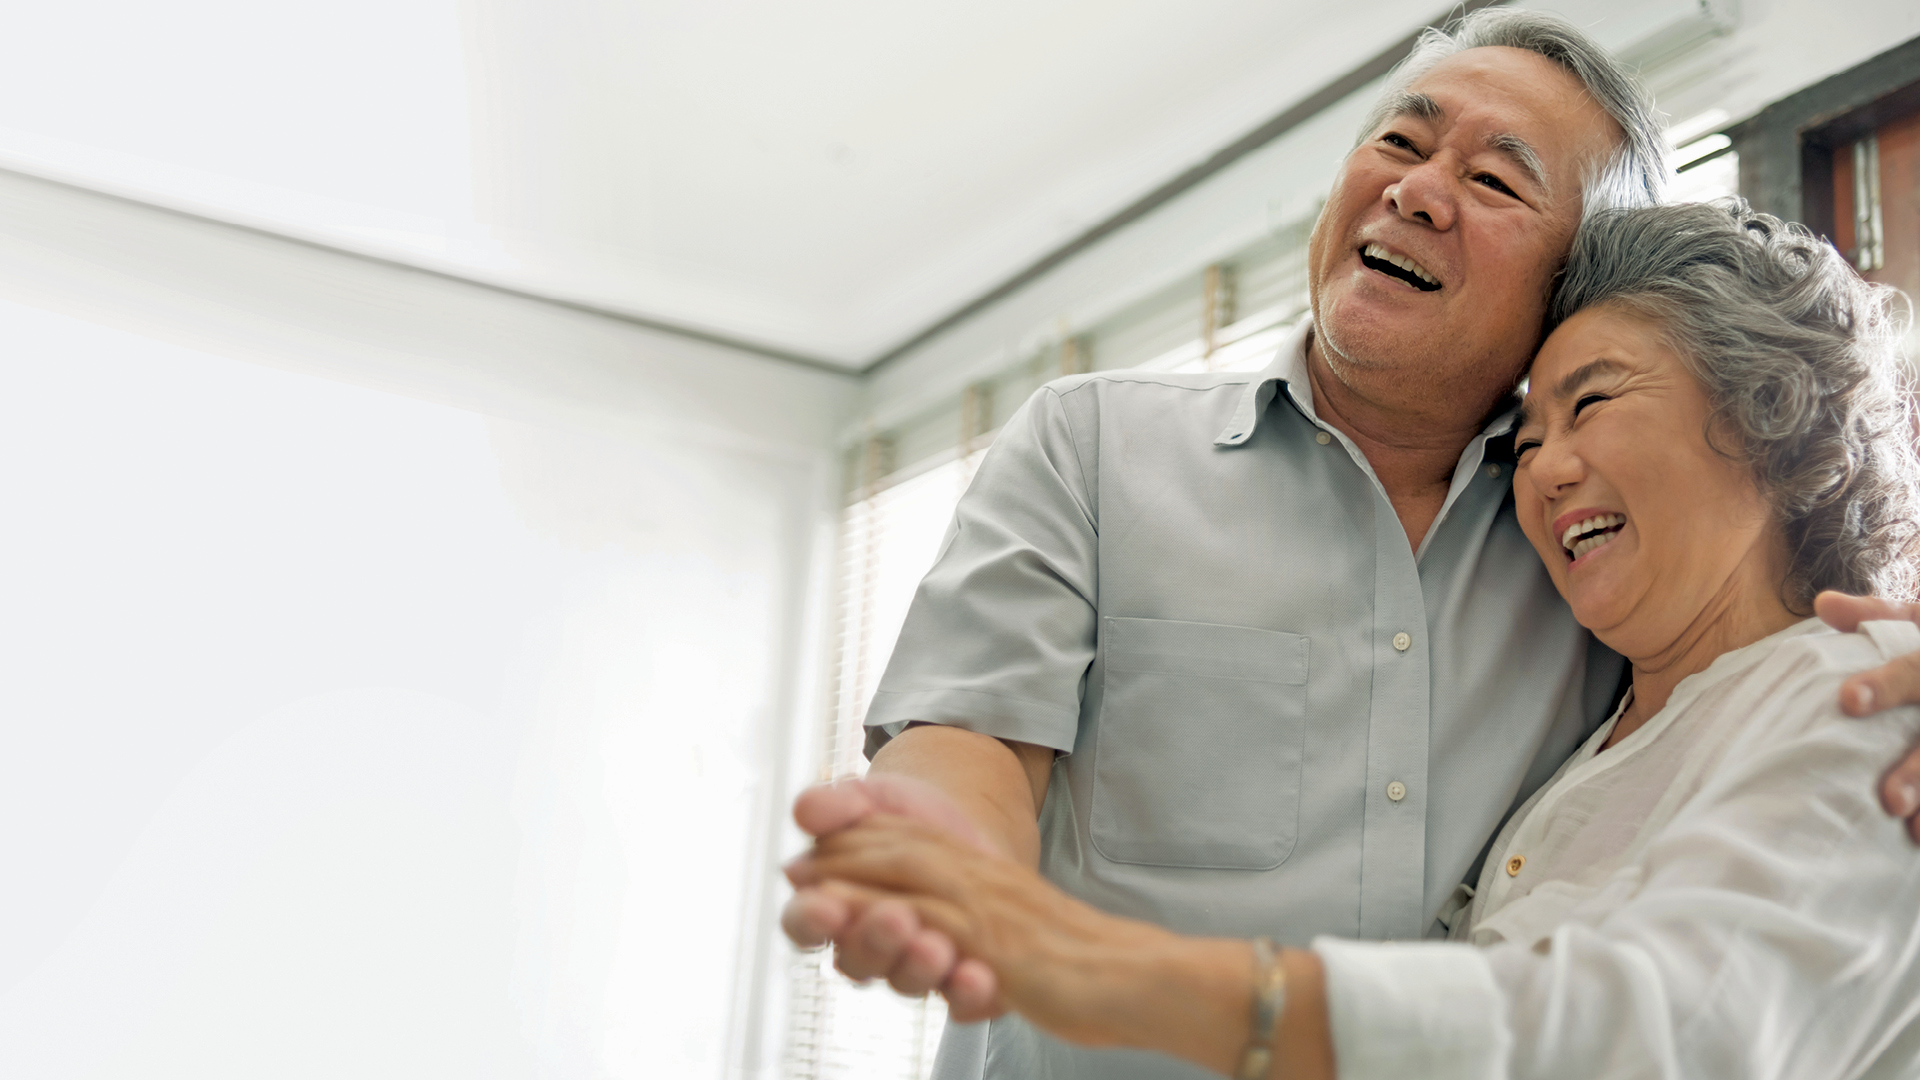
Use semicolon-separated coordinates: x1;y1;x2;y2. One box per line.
780;726;1052;1012
1815;591;1920;839
780;773;999;1012
792;813;1166;1041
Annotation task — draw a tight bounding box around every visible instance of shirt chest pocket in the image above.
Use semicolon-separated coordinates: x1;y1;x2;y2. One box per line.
1089;617;1310;870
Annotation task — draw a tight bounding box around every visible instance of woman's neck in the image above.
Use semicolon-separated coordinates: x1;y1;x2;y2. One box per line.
1608;571;1801;749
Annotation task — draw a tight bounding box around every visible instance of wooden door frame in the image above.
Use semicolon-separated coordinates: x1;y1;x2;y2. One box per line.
1727;34;1920;237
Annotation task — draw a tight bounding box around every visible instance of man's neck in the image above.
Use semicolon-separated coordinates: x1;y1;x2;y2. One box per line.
1304;333;1505;551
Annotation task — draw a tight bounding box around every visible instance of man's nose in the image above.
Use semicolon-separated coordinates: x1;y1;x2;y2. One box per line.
1384;159;1456;229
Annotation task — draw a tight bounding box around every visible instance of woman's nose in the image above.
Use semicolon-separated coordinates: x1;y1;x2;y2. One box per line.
1384;160;1456;230
1526;437;1584;497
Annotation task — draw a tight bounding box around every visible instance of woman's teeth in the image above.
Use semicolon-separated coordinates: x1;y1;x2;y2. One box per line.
1561;513;1626;560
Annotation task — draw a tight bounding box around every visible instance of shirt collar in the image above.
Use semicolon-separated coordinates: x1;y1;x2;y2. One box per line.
1213;318;1315;447
1213;317;1523;447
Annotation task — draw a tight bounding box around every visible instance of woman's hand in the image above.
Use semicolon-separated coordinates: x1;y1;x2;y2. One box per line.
1816;590;1920;841
786;813;1206;1048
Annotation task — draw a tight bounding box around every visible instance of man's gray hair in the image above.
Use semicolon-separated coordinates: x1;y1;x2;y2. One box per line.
1549;199;1920;607
1357;9;1670;219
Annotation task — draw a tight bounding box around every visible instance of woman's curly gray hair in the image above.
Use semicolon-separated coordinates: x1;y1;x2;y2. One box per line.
1548;198;1920;609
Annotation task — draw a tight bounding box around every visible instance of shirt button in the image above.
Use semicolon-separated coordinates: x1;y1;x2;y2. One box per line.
1315;431;1332;445
1486;463;1503;479
1506;855;1526;877
1392;631;1411;651
1386;780;1407;802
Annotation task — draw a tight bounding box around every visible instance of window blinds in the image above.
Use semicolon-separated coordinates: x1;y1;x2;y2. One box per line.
785;454;977;1080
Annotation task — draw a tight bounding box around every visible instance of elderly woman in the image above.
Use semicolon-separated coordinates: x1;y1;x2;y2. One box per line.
788;200;1920;1079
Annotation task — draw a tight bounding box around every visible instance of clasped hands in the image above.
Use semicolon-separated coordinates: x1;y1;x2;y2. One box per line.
782;774;1009;1019
781;592;1920;1020
782;775;1170;1045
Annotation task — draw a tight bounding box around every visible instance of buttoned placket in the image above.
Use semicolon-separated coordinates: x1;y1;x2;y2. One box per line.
1291;383;1517;940
1480;676;1704;913
1214;342;1522;939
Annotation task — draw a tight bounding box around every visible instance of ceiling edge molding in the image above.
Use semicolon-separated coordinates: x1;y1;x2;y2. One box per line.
0;161;858;379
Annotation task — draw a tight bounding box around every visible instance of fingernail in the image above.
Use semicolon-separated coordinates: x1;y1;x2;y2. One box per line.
1895;781;1919;817
1850;684;1876;714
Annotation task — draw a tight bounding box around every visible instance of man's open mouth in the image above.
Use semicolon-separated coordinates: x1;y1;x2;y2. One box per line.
1561;513;1627;560
1360;243;1441;292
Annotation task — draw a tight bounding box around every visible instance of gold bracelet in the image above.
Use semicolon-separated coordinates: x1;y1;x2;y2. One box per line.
1235;937;1286;1080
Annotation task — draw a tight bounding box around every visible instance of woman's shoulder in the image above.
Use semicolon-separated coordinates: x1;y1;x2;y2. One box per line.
1717;619;1920;755
1765;619;1920;693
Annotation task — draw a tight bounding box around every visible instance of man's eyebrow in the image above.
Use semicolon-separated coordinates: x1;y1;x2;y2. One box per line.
1486;132;1551;195
1381;91;1444;125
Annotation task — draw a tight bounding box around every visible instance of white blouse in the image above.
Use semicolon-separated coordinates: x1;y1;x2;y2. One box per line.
1315;618;1920;1079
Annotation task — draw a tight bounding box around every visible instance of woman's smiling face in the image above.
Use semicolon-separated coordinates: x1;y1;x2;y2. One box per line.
1514;305;1785;657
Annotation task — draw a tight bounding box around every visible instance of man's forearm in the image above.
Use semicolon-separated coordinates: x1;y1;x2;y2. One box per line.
868;724;1053;866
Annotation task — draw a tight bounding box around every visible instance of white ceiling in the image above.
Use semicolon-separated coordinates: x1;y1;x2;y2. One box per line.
0;0;1468;369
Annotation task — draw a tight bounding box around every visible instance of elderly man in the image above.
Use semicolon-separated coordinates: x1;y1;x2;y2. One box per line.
783;11;1920;1079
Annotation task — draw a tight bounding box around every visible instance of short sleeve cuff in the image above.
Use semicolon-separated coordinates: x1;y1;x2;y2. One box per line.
1311;936;1510;1080
863;687;1079;755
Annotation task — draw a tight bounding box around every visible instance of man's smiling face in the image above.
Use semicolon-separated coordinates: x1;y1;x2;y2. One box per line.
1306;46;1624;405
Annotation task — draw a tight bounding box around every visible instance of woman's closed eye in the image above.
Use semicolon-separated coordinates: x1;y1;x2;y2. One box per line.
1516;393;1611;456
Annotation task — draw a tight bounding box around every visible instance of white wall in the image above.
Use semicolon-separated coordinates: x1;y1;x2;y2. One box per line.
0;168;853;1079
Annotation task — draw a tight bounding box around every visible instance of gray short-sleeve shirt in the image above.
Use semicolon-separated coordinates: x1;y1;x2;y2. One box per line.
865;320;1623;1078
